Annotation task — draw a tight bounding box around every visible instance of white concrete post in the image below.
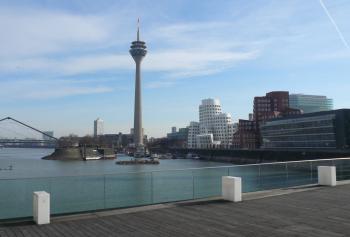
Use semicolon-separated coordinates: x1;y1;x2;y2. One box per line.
222;176;242;202
318;166;336;187
33;191;50;225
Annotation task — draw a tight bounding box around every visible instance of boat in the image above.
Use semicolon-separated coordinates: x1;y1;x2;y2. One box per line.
159;153;172;159
186;153;200;160
165;153;173;159
84;156;102;160
150;153;159;159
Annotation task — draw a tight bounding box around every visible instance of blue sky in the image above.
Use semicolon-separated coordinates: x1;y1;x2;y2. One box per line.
0;0;349;138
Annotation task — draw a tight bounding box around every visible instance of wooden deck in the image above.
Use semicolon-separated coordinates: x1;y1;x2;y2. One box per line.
1;184;350;236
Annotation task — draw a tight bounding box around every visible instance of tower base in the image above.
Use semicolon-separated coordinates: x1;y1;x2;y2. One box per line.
134;144;146;158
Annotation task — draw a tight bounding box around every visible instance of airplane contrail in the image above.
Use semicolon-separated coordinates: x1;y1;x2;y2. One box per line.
319;0;350;50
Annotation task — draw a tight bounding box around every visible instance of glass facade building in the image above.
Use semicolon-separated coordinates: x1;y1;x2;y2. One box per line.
289;94;333;113
167;127;189;141
261;109;350;149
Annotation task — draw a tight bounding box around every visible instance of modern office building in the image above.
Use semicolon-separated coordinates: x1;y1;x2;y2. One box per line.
167;127;188;140
167;127;189;148
94;118;104;137
187;99;235;149
289;94;333;113
260;109;350;149
129;19;147;154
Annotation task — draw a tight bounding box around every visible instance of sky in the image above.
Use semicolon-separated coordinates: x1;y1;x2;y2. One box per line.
0;0;349;138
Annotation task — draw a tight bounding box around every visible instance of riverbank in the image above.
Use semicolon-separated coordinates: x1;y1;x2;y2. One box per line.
42;147;116;161
170;148;350;164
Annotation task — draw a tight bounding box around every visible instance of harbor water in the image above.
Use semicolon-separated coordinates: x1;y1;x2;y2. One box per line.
0;148;229;179
1;148;349;220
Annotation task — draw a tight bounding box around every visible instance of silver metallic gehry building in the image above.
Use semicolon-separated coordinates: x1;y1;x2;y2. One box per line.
130;20;147;156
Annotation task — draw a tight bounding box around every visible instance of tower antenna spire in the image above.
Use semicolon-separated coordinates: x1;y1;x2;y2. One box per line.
137;18;140;41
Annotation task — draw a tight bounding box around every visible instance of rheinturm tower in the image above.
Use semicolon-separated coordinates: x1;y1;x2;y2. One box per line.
129;19;147;155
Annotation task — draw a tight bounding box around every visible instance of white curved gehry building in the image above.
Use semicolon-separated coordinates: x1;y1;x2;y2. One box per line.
188;98;235;149
187;121;200;149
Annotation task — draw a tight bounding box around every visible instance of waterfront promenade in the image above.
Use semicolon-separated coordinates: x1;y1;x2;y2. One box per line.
1;183;350;236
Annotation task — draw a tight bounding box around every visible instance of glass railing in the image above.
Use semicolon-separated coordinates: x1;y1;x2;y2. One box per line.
0;157;349;220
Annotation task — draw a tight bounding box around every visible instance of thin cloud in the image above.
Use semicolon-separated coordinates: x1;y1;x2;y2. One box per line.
0;79;113;100
0;49;259;77
0;8;110;58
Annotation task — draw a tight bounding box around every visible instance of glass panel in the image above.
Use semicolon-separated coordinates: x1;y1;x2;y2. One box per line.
193;167;228;199
260;163;287;189
229;165;260;192
311;160;334;183
286;161;312;187
105;172;152;208
334;159;350;181
0;178;50;219
50;175;104;214
152;170;193;203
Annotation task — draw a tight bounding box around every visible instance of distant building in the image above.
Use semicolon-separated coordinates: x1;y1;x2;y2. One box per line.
234;91;302;149
167;127;189;148
171;127;177;133
289;94;333;113
94;118;104;137
232;120;258;149
42;131;54;140
167;127;188;140
187;121;200;149
197;134;216;148
187;99;235;149
261;109;350;149
248;113;253;121
253;91;301;122
95;133;135;149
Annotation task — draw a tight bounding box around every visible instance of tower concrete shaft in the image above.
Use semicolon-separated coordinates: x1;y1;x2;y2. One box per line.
134;59;142;145
130;20;147;147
